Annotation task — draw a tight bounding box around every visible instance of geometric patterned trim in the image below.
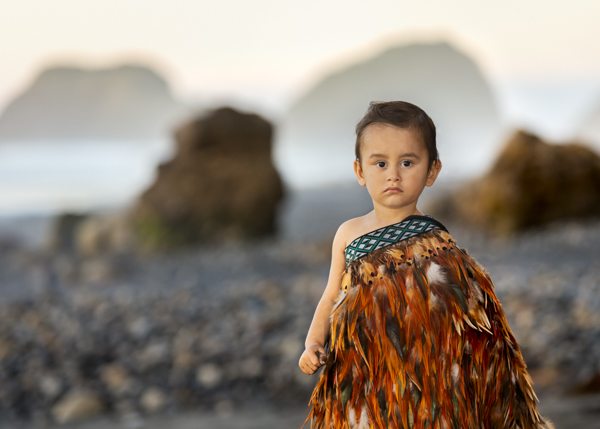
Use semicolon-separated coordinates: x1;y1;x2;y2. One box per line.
344;215;448;265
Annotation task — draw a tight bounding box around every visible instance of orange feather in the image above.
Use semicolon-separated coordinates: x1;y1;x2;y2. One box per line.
302;229;553;429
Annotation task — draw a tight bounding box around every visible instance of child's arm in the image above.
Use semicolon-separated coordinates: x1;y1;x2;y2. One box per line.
298;222;349;375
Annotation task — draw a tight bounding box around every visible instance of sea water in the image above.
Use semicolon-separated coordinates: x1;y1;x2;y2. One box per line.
0;139;175;247
0;79;598;246
0;139;174;217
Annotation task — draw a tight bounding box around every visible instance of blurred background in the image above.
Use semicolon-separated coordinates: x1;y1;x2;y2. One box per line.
1;1;600;428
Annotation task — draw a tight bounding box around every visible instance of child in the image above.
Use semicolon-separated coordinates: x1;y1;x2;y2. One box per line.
298;101;553;429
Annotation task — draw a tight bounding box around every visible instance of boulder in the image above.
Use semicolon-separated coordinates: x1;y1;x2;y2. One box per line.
0;64;184;141
430;129;600;234
577;97;600;153
75;211;138;255
46;209;138;257
45;212;88;254
277;41;502;186
131;107;284;249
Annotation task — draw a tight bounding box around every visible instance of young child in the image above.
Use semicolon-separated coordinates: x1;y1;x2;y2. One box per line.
298;101;553;429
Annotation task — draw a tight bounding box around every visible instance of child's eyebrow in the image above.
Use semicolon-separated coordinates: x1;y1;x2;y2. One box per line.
399;152;420;158
368;152;420;159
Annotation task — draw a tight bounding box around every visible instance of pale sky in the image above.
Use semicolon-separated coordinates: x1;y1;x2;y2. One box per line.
2;0;600;117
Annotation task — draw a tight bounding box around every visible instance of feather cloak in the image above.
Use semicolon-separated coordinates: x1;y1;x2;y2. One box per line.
302;216;552;429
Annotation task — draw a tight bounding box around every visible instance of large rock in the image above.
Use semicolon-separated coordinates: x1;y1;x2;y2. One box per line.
430;129;600;234
276;40;502;187
45;212;89;254
74;211;138;255
131;107;284;248
0;64;184;141
577;97;600;153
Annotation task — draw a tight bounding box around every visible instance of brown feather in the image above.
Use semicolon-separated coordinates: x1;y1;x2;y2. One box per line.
301;229;552;429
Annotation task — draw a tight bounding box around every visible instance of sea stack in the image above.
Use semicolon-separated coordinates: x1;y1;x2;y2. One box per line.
131;107;285;249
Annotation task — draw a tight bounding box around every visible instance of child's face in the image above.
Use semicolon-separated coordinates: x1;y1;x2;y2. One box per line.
353;123;441;212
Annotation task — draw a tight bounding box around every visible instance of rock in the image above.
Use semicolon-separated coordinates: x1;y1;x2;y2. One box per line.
131;107;285;249
80;257;116;284
172;350;194;371
277;41;502;187
139;387;167;413
3;224;599;420
577;96;600;153
575;373;600;393
213;398;234;416
430;129;600;234
137;341;171;369
128;317;152;339
239;357;263;377
51;389;105;424
38;375;63;399
45;212;88;254
100;364;134;396
173;328;198;351
196;363;223;388
0;339;13;361
75;212;138;256
45;210;138;257
0;64;184;141
53;254;78;283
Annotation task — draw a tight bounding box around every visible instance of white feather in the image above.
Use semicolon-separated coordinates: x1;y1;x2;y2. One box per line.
357;405;370;429
348;407;356;427
426;262;446;285
451;363;460;383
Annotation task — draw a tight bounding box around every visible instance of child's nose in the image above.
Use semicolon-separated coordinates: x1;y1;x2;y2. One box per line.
387;168;401;181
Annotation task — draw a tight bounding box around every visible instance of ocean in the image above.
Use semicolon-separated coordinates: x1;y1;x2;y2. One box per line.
1;78;598;247
0;139;174;216
0;137;453;249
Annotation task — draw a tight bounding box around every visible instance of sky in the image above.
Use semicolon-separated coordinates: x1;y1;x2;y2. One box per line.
2;0;600;135
1;0;600;217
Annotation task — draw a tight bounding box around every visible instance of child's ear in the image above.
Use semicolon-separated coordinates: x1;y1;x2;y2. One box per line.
425;160;442;187
353;160;366;187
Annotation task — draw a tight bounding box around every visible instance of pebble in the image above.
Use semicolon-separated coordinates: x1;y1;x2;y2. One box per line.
0;220;598;423
51;389;104;424
196;364;223;389
139;387;168;413
38;375;63;399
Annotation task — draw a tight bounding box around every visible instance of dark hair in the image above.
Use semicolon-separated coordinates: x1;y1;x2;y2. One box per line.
355;101;439;170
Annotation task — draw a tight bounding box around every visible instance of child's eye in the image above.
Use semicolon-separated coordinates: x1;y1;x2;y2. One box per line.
401;160;413;167
375;161;386;168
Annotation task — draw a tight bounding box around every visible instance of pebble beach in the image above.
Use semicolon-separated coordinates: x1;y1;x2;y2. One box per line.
0;187;599;428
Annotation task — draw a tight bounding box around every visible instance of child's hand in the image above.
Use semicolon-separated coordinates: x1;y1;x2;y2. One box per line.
299;344;327;375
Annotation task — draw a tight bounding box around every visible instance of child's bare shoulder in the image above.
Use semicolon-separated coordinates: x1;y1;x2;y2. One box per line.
334;214;370;250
